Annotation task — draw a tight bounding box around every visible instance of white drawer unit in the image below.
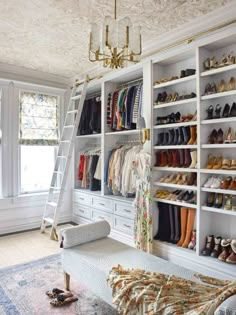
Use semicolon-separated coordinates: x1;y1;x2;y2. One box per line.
92;197;113;213
73;204;91;220
91;209;113;227
114;216;134;236
74;191;92;206
114;201;134;219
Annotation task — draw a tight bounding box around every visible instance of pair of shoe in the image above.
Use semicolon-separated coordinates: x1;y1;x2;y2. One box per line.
180;69;196;78
203;53;236;71
172;190;196;203
207;127;236;144
46;288;78;306
206;154;236;170
220;176;236;190
159;173;197;186
202;236;236;264
177;208;196;248
155;91;178;104
203;77;236;95
155;150;197;168
206;192;236;210
155;112;180;124
155;190;171;199
156;126;197;146
206;102;236;119
154;76;179;85
204;176;223;189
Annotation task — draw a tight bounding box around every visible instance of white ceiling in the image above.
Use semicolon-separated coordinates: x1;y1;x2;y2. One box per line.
0;0;232;79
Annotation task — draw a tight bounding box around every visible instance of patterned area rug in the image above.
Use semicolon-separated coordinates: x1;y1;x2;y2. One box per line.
0;254;118;315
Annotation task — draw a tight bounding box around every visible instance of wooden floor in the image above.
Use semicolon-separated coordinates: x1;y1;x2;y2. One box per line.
0;224;72;268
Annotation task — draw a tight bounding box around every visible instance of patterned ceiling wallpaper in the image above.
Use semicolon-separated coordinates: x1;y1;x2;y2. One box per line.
0;0;232;78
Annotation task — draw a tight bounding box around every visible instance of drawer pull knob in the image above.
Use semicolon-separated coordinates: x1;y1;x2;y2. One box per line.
124;209;131;213
99;216;105;219
124;224;131;228
99;203;105;206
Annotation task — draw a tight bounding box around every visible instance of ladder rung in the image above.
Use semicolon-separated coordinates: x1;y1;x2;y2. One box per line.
67;110;77;114
71;95;81;100
50;186;61;190
64;125;74;128
47;201;57;208
54;171;63;174
43;217;54;224
57;156;66;159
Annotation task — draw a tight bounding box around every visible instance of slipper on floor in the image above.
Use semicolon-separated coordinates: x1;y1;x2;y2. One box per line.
50;294;78;307
46;288;64;298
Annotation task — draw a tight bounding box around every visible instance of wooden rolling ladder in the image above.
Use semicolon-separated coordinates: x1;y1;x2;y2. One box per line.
40;77;89;240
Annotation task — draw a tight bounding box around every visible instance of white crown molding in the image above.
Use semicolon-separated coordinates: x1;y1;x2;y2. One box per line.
0;63;71;89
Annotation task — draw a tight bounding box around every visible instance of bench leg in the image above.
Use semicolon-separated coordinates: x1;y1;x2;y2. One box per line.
64;271;70;291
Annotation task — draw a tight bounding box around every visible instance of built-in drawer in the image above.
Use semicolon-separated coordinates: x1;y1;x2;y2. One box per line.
91;209;113;226
73;191;92;206
73;204;91;220
92;197;113;213
114;202;134;219
114;216;134;236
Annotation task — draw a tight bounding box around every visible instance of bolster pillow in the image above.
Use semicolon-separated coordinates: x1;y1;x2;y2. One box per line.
60;220;111;249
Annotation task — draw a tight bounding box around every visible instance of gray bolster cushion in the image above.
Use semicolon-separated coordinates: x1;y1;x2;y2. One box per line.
60;220;111;249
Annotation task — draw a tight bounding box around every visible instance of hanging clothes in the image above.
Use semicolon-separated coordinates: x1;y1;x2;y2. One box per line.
133;150;153;253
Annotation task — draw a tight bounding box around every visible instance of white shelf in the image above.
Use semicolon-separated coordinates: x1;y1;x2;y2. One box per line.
76;134;101;139
73;188;102;196
154;145;197;150
200;169;236;175
154;240;196;256
153;167;198;173
201;64;236;77
153;198;197;209
153;75;196;89
154;181;198;191
201;89;236;100
201;117;236;125
105;130;139;136
202;206;236;216
201;187;236;195
153;121;197;129
201;144;236;149
153;98;197;110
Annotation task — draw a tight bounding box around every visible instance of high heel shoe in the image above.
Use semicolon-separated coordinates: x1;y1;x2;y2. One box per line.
222;103;230;118
207;192;215;207
225;52;235;66
230;102;236;117
214;193;223;208
214;104;222;119
203;58;210;70
208;129;217;144
206;154;216;169
219;54;227;67
224;195;233;210
212;155;223;169
206;105;214;119
224;127;233;143
216;128;224;144
210;56;218;69
227;77;236;91
217;79;226;93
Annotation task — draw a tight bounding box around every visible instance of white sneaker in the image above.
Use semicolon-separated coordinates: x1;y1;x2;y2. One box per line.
210;177;223;189
204;177;214;188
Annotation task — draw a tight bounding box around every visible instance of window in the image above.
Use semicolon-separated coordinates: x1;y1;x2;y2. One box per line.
19;91;59;193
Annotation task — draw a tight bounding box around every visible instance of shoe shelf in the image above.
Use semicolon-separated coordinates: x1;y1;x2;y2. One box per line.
201;144;236;149
201;117;236;125
105;130;139;136
76;133;101;139
153;167;198;173
153;98;197;110
200;169;236;175
153;75;196;90
201;187;236;195
154;181;198;191
154;145;198;150
201;64;236;77
154;240;197;256
153;121;197;130
153;197;197;209
201;89;236;101
198;255;236;277
201;206;236;216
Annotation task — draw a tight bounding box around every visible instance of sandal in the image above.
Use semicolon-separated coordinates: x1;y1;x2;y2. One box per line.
50;293;78;307
227;77;236;91
221;159;231;170
217;80;226;93
46;288;64;298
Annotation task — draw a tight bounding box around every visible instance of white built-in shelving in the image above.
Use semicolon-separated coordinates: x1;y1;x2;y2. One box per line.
201;63;236;77
153;197;197;209
200;169;236;175
201;117;236;125
154;182;198;191
153;121;197;129
201;187;236;195
153;74;196;89
201;206;236;216
153;98;197;110
105;130;139;136
153;166;198;172
201;89;236;100
154;145;197;150
76;133;101;139
201;144;236;149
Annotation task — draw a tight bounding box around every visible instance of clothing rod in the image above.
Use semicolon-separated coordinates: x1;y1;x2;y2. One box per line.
86;92;101;100
117;77;143;89
116;139;142;145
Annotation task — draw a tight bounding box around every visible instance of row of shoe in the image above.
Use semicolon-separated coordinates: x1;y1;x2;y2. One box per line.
206;102;236;119
204;176;236;190
156;111;197;125
203;53;235;71
156;126;197;146
206;154;236;170
155;189;196;204
206;192;236;210
154;69;196;85
203;77;235;95
154;204;196;250
208;127;236;144
202;236;236;264
159;173;197;186
155;92;196;105
155;150;197;169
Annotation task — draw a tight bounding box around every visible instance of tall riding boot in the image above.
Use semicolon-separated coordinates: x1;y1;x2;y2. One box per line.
177;127;184;145
154;202;171;241
187;126;197;145
173;129;179;145
189;150;197;168
182;208;196;248
169;205;175;243
177;208;188;246
184;149;191;167
160;151;168;167
173;206;181;243
179;149;184;167
156;132;164;146
167;129;175;145
182;126;190;144
155;151;161;166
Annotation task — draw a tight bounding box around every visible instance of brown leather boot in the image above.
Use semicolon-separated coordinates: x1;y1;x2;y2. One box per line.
226;239;236;264
202;235;214;256
155;151;161;166
218;239;231;262
168;150;173;167
172;150;180;167
179;149;184;167
184;149;191;167
187;173;197;186
187;126;197;145
182;208;196;248
177;208;188;246
160;151;168;167
211;236;222;258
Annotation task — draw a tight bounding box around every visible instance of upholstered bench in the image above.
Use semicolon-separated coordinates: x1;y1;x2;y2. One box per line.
60;220;236;315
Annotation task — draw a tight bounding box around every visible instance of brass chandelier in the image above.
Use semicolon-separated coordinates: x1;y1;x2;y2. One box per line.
89;0;142;69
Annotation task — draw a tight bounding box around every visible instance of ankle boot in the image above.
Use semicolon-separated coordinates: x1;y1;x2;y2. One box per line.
160;151;168;167
177;208;188;246
155;151;161;166
182;208;196;248
167;129;175;145
169;205;175;243
172;150;180;167
184;149;191;167
188;230;196;250
226;239;236;264
202;235;215;256
179;149;184;167
187;173;197;186
173;129;179;145
182;126;190;144
218;239;231;262
187;126;197;145
173;206;181;243
168;150;173;167
189;150;197;168
156;132;164;146
211;236;222;258
177;127;184;145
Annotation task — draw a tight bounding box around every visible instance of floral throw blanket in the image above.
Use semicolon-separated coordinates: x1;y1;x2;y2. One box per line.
107;265;236;315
